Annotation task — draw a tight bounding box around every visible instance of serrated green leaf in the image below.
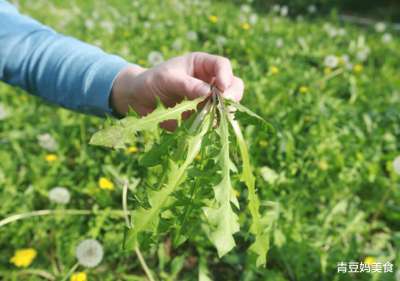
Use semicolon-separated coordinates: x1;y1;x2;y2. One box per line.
228;113;270;267
226;100;266;123
90;97;205;148
203;104;239;257
139;133;175;167
127;111;211;247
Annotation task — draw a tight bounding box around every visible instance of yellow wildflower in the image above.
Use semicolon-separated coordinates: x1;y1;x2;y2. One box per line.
270;66;279;75
70;272;87;281
99;177;114;190
299;86;309;94
259;140;268;148
127;146;138;154
208;15;218;23
324;67;332;75
353;64;363;74
364;256;376;265
45;154;58;162
195;153;201;161
10;248;37;268
318;160;329;171
241;22;250;30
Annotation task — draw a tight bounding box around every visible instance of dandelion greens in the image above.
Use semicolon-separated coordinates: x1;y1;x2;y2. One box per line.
90;92;269;268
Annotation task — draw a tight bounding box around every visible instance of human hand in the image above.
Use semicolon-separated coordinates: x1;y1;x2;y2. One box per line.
110;52;244;126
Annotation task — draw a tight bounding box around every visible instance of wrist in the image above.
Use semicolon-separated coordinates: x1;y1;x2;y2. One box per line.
110;64;146;116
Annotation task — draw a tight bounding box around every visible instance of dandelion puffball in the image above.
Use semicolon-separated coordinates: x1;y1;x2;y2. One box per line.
48;187;70;204
393;156;400;175
280;5;288;17
307;5;317;14
37;133;58;152
324;55;339;68
186;31;198;41
147;51;164;66
0;103;9;120
382;33;392;44
375;22;386;33
75;239;104;268
216;36;227;47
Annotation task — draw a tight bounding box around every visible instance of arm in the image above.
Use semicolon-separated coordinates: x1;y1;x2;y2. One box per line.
0;1;244;122
0;0;131;116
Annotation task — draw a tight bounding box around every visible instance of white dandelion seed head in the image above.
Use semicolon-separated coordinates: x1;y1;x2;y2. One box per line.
272;4;281;13
76;239;104;268
346;62;353;70
172;38;183;51
85;19;95;30
99;20;114;34
375;22;386;33
148;13;156;20
308;5;317;14
323;23;332;31
393;156;400;175
0;104;9;120
143;21;151;29
337;28;346;36
382;33;392;44
327;27;338;37
276;38;284;48
186;31;198;41
48;187;70;204
216;35;227;47
173;2;185;12
120;46;130;57
341;54;350;64
240;4;251;14
341;54;353;70
356;48;369;62
249;13;258;25
37;133;58;152
280;5;289;17
324;55;339;68
165;20;173;27
148;51;164;66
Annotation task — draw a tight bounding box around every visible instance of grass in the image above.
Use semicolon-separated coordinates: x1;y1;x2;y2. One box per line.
0;0;399;280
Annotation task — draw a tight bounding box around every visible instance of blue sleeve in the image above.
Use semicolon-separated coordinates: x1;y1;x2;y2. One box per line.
0;0;130;116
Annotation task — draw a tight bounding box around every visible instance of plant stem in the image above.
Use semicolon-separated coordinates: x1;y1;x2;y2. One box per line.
135;246;156;281
60;263;79;281
122;180;132;228
17;269;55;281
0;209;125;228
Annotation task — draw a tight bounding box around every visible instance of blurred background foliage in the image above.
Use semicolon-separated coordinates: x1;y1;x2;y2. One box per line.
0;0;399;280
246;0;400;21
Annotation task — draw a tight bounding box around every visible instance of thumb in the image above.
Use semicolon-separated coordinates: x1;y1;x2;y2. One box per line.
179;76;211;100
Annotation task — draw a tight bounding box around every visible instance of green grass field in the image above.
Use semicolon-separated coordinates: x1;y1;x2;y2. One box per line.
0;0;399;280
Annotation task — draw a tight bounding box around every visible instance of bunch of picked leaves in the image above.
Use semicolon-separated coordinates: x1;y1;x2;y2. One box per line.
90;89;270;267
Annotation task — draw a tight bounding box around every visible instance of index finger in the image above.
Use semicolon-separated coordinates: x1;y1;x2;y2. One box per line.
190;52;234;92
